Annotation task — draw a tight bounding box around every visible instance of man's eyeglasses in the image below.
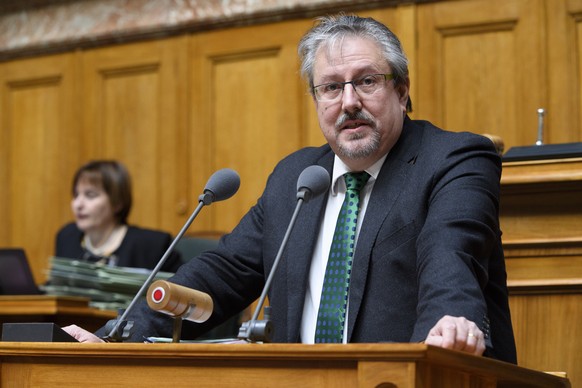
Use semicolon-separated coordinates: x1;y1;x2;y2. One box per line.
312;73;394;102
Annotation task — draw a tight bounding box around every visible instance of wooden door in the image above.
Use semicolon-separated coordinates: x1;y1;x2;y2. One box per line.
546;0;582;144
81;36;189;234
417;0;546;150
0;53;80;282
188;19;315;233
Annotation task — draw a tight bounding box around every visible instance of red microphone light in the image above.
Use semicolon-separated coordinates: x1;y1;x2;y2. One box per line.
151;287;165;303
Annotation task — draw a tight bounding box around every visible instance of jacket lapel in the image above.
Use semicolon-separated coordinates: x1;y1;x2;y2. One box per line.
284;152;334;342
346;118;423;341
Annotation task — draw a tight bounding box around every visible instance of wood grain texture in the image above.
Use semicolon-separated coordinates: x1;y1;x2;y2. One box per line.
0;343;571;387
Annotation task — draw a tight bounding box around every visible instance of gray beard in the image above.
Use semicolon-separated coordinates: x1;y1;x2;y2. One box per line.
336;129;381;159
334;110;380;159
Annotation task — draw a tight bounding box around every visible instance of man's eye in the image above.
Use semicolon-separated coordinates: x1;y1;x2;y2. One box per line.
360;76;378;86
324;83;341;92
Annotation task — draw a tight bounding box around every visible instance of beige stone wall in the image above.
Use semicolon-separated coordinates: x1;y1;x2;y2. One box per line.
0;0;430;60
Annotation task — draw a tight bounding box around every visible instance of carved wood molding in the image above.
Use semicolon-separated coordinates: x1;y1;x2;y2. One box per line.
0;0;438;61
508;278;582;295
503;238;582;259
501;158;582;187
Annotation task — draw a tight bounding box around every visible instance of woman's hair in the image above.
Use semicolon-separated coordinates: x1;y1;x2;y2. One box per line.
297;14;412;111
72;160;132;224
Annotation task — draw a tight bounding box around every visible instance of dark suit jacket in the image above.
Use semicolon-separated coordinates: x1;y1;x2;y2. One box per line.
100;117;516;363
55;223;182;273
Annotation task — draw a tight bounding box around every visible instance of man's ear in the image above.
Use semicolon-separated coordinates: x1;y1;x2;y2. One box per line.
397;78;411;112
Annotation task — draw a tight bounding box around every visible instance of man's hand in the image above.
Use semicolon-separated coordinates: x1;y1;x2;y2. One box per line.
424;315;485;356
62;324;105;343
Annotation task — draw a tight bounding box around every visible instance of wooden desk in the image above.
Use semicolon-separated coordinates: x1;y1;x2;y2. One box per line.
500;157;582;388
0;295;116;335
0;343;571;387
500;157;582;273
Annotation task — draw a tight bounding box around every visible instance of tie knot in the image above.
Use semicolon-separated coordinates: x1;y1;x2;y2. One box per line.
344;171;370;192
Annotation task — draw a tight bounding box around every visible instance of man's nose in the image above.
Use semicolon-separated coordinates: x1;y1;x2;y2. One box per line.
341;83;362;112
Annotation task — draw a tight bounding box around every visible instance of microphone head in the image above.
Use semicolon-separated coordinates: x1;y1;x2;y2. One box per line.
297;165;330;201
200;168;240;205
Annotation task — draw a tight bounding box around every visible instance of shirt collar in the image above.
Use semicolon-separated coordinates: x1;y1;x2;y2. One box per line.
330;153;388;195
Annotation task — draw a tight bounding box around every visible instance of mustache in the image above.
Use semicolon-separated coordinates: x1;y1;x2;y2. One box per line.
335;110;375;129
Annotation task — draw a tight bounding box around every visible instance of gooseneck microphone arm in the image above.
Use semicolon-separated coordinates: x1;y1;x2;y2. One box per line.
103;168;240;342
237;195;304;342
237;165;330;343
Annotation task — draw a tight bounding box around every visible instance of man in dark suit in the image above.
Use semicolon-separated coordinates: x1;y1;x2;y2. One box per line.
65;14;517;364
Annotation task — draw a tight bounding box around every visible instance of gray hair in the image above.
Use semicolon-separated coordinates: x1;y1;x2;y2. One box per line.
298;14;411;111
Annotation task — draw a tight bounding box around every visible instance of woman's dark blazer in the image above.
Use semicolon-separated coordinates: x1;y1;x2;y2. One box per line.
55;223;182;273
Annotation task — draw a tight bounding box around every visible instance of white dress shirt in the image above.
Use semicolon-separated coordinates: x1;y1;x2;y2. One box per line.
300;153;387;343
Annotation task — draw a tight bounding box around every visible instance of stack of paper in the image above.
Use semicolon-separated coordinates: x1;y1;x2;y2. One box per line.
42;257;173;310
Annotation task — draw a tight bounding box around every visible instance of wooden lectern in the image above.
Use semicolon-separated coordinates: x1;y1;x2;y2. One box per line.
500;157;582;387
0;342;571;387
0;295;116;337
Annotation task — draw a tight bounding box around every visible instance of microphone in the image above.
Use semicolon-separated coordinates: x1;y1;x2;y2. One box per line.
237;165;330;343
199;168;241;205
102;168;240;342
147;280;213;323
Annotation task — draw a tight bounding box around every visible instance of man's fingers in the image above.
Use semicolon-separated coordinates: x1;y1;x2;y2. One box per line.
424;316;486;356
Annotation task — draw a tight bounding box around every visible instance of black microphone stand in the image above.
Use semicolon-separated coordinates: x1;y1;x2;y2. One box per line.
237;190;309;343
237;165;330;343
102;168;239;342
102;197;209;342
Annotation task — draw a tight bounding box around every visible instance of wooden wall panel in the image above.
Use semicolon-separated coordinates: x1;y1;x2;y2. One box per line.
567;0;582;143
545;0;581;144
189;20;314;232
0;53;80;283
417;0;547;150
509;291;581;386
81;37;188;234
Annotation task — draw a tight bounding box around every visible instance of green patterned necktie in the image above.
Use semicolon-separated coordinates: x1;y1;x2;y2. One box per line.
315;171;370;343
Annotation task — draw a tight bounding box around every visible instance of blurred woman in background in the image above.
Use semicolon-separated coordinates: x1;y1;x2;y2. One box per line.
55;160;181;272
